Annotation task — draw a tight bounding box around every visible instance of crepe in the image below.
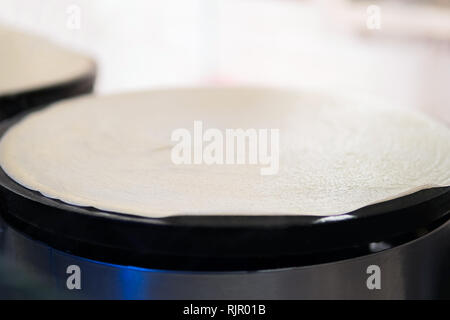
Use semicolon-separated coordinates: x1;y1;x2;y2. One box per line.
0;87;449;217
0;26;94;96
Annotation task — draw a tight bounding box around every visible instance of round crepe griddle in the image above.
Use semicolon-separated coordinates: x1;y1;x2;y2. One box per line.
0;112;448;271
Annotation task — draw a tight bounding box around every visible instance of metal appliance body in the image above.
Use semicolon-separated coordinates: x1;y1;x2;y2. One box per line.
1;216;448;300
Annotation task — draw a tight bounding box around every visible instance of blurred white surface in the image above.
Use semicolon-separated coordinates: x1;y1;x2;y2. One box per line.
0;0;449;123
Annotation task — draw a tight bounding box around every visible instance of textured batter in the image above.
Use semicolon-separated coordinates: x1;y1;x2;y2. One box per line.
0;26;94;96
0;88;449;217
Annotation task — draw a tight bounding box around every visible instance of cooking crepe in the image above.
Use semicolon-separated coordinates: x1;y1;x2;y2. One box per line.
0;87;449;217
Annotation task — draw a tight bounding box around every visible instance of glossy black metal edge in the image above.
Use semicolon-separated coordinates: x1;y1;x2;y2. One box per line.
0;108;449;270
0;66;96;120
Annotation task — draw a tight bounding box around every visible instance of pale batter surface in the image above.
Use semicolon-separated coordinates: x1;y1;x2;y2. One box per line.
0;26;94;96
0;87;449;217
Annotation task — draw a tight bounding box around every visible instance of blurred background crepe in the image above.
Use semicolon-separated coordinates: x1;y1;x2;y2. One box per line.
0;0;448;123
0;27;94;96
0;26;95;120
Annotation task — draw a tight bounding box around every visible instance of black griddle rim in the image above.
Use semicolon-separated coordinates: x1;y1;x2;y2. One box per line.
0;64;96;120
0;110;449;271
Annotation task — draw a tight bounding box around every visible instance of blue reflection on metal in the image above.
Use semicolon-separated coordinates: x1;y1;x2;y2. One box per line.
70;255;166;300
119;267;149;300
59;253;166;299
66;253;169;273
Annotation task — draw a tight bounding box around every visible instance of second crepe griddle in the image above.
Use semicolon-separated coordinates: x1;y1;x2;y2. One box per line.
0;27;96;120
